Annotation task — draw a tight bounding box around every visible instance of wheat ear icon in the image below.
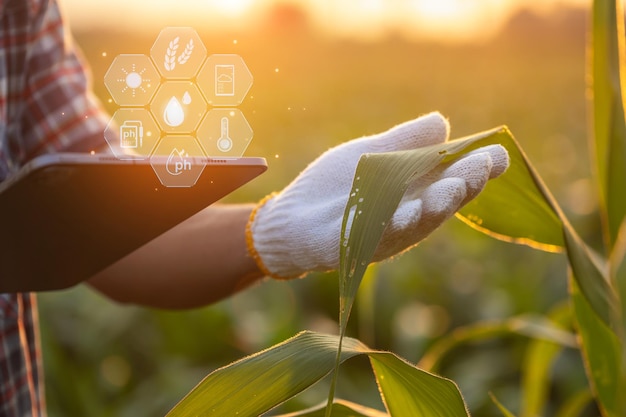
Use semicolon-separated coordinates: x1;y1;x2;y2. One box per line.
164;37;180;71
178;39;194;65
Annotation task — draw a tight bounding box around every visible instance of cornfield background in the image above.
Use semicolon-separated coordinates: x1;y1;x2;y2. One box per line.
37;3;614;416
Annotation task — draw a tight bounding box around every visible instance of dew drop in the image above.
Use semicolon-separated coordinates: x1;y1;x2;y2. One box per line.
358;198;364;203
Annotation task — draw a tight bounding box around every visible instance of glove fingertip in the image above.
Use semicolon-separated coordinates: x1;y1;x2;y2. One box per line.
463;144;510;179
390;199;423;230
487;144;510;179
421;177;468;219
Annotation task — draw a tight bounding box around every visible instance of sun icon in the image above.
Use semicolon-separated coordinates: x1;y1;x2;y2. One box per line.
117;64;152;97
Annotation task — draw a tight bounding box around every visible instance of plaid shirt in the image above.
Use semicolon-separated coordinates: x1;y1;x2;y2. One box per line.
0;0;108;415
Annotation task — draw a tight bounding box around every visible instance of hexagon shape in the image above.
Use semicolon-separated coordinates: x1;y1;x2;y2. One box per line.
150;81;207;134
104;109;160;159
150;136;206;187
104;54;160;106
196;109;253;157
197;54;252;106
150;27;207;79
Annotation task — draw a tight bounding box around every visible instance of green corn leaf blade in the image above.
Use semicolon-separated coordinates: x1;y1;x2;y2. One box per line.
418;313;576;373
520;304;572;417
488;392;517;417
455;129;564;251
554;390;594;417
609;219;626;412
563;223;619;326
450;128;618;326
276;400;388;417
166;331;368;417
369;352;469;417
570;278;625;417
614;221;626;327
166;331;468;417
357;263;380;347
590;0;626;250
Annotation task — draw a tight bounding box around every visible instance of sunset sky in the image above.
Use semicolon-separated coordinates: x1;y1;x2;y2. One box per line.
62;0;588;42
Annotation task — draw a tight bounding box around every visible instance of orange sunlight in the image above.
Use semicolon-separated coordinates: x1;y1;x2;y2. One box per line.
62;0;587;42
210;0;257;17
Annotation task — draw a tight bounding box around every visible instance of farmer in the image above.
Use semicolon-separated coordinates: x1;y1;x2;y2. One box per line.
0;0;509;415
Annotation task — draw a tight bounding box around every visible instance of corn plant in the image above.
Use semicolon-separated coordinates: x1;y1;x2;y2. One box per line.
165;0;626;415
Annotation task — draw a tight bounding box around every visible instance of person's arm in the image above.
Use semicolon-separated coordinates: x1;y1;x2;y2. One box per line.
90;112;509;311
88;204;264;309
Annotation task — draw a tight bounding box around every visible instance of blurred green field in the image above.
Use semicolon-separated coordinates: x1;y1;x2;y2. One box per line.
38;5;600;416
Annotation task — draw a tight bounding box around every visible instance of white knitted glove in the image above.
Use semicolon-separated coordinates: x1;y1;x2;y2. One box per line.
246;112;509;279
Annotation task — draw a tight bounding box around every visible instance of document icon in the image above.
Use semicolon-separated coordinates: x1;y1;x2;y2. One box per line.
119;120;143;148
215;65;235;96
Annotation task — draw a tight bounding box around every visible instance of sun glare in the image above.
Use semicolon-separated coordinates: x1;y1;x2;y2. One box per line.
413;0;467;22
211;0;255;16
62;0;584;42
405;0;510;40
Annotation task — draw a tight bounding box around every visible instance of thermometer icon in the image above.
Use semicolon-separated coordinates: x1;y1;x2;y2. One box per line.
217;117;233;152
217;116;233;152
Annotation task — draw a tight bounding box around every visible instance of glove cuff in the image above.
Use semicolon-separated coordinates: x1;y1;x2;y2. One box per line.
246;192;305;281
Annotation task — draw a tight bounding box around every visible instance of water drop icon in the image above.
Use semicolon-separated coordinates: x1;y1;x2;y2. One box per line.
182;91;192;105
164;96;184;127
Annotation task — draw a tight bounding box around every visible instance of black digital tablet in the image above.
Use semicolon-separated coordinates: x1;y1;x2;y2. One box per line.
0;153;267;292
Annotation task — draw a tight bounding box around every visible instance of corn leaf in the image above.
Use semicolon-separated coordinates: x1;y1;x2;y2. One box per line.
449;129;618;325
570;278;624;417
166;331;469;417
611;220;626;348
419;313;576;373
489;392;517;417
166;331;368;417
369;353;468;417
454;129;564;251
520;304;571;417
590;0;626;250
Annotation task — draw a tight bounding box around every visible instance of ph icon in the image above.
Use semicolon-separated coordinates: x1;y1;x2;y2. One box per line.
166;148;192;176
150;135;207;187
120;120;143;149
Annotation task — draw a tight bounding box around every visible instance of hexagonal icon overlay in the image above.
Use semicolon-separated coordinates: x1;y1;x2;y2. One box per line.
150;136;207;187
197;109;253;157
104;54;160;106
197;54;253;106
150;27;207;79
104;109;160;160
150;81;207;134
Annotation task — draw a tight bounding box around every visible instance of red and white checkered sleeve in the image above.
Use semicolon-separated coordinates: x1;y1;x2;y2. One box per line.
16;0;110;164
